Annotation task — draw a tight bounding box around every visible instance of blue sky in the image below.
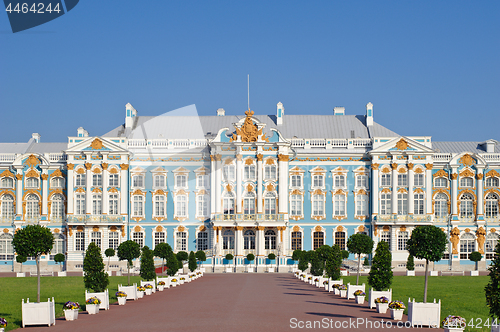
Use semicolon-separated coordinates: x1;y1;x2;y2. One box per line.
0;1;499;143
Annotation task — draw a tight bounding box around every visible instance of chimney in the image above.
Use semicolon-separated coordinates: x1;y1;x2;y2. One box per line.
366;102;373;126
277;102;284;125
77;127;88;137
217;108;225;116
125;103;137;128
333;107;345;115
32;133;40;143
483;139;498;153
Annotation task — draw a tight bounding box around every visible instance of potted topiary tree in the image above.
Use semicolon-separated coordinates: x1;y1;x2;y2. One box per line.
324;244;343;292
367;241;393;310
54;253;66;276
117;240;141;286
16;255;27;277
188;251;197;273
246;253;255;273
176;251;189;273
268;253;276;273
470;251;482;276
139;246;156;294
104;248;115;273
84;243;110;311
406;255;415;276
485;243;500;332
225;253;234;273
195;250;207;272
154;243;172;275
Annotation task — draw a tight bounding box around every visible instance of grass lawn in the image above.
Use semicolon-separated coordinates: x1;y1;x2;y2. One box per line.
0;276;143;331
343;275;491;332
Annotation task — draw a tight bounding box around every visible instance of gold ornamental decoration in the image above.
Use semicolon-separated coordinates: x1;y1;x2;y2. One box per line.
451;174;458;180
315;225;323;232
231;110;262;142
199;225;206;232
26;169;38;178
476;174;484;180
433;169;448;178
24;154;40;167
256;154;263;162
101;163;108;170
476;227;486;254
292;225;300;232
156;225;163;232
394;138;409;150
67;164;74;170
120;164;129;170
41;174;48;181
371;163;379;170
0;169;14;178
486;169;500;178
391;163;398;170
400;226;406;232
407;163;414;170
459;169;475;178
16;174;22;180
134;225;141;232
84;163;92;170
90;138;104;150
450;227;460;254
278;154;289;162
50;169;63;178
425;163;433;170
459;154;475;167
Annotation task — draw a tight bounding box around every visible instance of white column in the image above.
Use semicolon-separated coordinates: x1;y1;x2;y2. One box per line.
371;164;379;216
15;172;22;216
477;168;485;217
391;163;398;214
86;163;92;214
257;154;263;213
120;164;128;215
67;165;74;214
451;167;458;216
236;154;242;214
425;164;433;215
235;226;243;258
256;226;265;261
210;156;216;214
215;155;222;214
408;164;414;215
41;172;48;216
102;165;108;214
278;154;289;214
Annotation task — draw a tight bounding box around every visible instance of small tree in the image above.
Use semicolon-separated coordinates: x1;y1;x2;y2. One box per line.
104;248;115;271
154;243;173;275
12;224;54;302
140;246;156;281
83;242;109;292
298;250;309;272
188;251;197;272
485;243;500;319
177;251;188;263
16;255;27;273
341;250;349;259
407;225;447;303
470;251;482;271
292;249;303;262
363;257;369;267
54;253;65;271
325;244;342;281
225;253;234;261
268;253;276;260
117;240;141;285
195;250;207;268
368;241;393;291
166;251;179;276
309;250;324;276
406;255;415;271
347;233;374;285
246;253;255;263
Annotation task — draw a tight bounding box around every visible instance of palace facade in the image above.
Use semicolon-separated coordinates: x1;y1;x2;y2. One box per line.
0;102;499;272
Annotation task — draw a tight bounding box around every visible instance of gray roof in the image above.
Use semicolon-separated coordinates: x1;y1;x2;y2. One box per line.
0;143;29;154
102;114;400;140
432;141;499;154
26;143;68;154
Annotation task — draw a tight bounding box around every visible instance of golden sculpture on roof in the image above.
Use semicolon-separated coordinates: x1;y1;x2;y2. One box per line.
231;110;262;142
394;138;409;150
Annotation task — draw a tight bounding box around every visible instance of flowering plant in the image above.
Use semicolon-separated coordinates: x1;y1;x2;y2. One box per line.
388;301;405;309
323;280;329;285
338;284;347;290
63;301;80;310
301;274;305;278
85;297;101;305
0;318;7;327
189;275;193;278
442;315;466;328
308;277;312;280
295;272;299;275
158;281;166;285
197;272;201;275
314;278;319;282
137;286;146;292
180;277;186;281
354;290;365;296
375;296;389;303
115;291;127;298
332;284;340;289
144;284;153;289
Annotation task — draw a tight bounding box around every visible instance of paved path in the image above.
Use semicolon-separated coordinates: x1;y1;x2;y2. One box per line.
23;274;440;331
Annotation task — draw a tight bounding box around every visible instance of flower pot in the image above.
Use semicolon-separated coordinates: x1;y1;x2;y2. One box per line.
376;303;388;314
390;308;404;320
58;271;67;277
334;288;340;295
137;291;144;299
16;272;26;277
64;309;78;321
0;328;4;332
117;297;126;305
406;271;415;276
470;271;479;276
340;290;347;298
145;288;152;295
158;285;164;291
355;296;365;304
86;304;99;315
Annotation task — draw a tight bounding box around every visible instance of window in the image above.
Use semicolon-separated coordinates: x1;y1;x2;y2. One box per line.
109;194;119;215
413;193;424;215
75;231;85;251
133;232;144;248
434;193;448;218
108;231;119;250
334;175;345;188
196;174;208;188
50;177;64;188
92;174;102;186
154;175;166;188
397;192;408;215
1;194;14;220
264;164;276;180
243;165;255;180
398;231;409;251
264;192;276;215
108;173;119;187
265;230;276;250
356;175;368;188
486;233;499;259
334;231;346;250
290;194;302;216
76;173;86;187
486;177;499;187
244;230;255;250
460;233;475;259
414;173;424;187
154;232;166;247
197;195;209;217
197;232;208;251
51;194;64;220
0;177;13;188
133;195;144;217
313;231;324;250
291;175;302;188
334;194;345;216
76;193;86;215
435;177;447;188
26;177;39;188
176;195;187;217
175;175;187;188
132;175;144;188
154;195;166;217
460;194;474;218
312;175;324;188
312;194;324;217
356;195;368;216
397;174;407;187
50;234;64;260
176;232;187;251
243;192;255;215
223;193;234;215
380;193;392;215
92;194;102;215
222;230;234;250
381;231;391;249
223;164;235;182
381;173;391;186
91;231;101;248
0;233;14;260
460;177;473;188
291;231;302;251
26;194;39;220
486;193;499;218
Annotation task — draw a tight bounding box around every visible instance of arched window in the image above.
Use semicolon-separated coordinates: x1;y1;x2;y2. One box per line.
313;231;324;250
435;177;447;188
397;192;408;215
291;231;302;251
51;194;64;220
398;231;409;251
132;232;144;248
334;194;345;216
91;230;101;248
26;194;39;220
334;175;345;188
413;193;424;215
460;177;473;188
108;231;119;250
290;194;302;216
485;193;499;218
381;231;391;249
223;164;235;182
264;192;276;215
154;231;166;248
460;194;474;219
265;230;276;250
76;193;85;215
175;195;187;217
380;193;391;215
26;177;39;188
244;230;255;250
244;164;255;180
243;192;255;215
92;193;102;215
133;195;144;217
50;234;64;260
197;195;208;217
197;231;208;251
486;233;499;259
75;173;85;187
1;177;14;188
312;194;324;217
460;233;475;259
109;193;119;215
264;164;276;180
222;229;234;250
50;177;64;188
1;194;14;220
0;233;14;260
434;193;448;218
154;195;166;217
334;231;346;250
176;231;187;251
223;193;234;215
486;177;500;187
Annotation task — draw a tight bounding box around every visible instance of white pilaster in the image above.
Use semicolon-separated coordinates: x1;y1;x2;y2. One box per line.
257;154;263;213
408;165;414;215
41;171;48;216
215;155;222;213
15;171;22;216
425;164;433;215
371;165;379;215
391;163;398;214
451;167;458;216
67;166;74;214
102;165;108;214
256;226;265;260
86;164;92;214
235;227;243;257
477;167;485;218
278;155;289;214
210;157;216;213
120;165;128;215
236;154;242;214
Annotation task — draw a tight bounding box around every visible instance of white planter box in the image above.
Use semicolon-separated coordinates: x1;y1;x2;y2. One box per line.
86;304;99;315
145;288;152;295
407;298;441;327
347;283;365;300
117;297;126;305
141;281;156;293
340;290;347;298
328;279;343;292
368;288;392;309
225;267;233;273
341;270;349;276
118;284;138;300
64;309;78;321
22;297;56;327
247;267;255;273
391;309;404;320
17;272;25;277
137;291;144;298
156;276;170;289
376;302;389;314
57;271;66;277
470;270;479;276
355;296;365;304
268;266;275;273
158;285;165;291
85;289;109;310
406;271;415;276
115;271;122;276
429;271;438;276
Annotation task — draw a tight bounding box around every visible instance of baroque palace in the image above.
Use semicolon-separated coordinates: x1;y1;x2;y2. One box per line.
0;102;499;272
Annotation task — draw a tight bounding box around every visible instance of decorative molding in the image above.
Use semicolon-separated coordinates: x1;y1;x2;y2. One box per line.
371;163;379;170
292;225;301;232
425;163;433;170
245;158;254;165
391;163;398;170
15;174;22;180
26;169;39;178
381;167;391;174
265;158;275;165
414;168;424;174
120;164;129;170
266;184;275;192
486;169;500;178
90;138;104;150
381;188;391;193
155;225;164;232
397;167;407;174
459;168;475;178
84;162;92;170
394;138;409;150
451;174;458;180
76;167;85;174
199;225;206;232
256;154;263;162
133;225;142;232
400;226;407;232
231;110;262;142
433;169;448;178
236;154;242;161
101;163;108;170
476;174;484;180
24;154;40;167
459;154;475;167
407;163;414;170
41;174;48;181
0;169;14;178
278;154;289;162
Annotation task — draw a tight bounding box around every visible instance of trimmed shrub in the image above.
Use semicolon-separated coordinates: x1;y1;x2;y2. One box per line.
188;251;197;272
140;246;156;281
406;255;415;271
83;242;109;292
368;241;392;291
225;253;234;261
246;253;255;262
325;244;342;280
